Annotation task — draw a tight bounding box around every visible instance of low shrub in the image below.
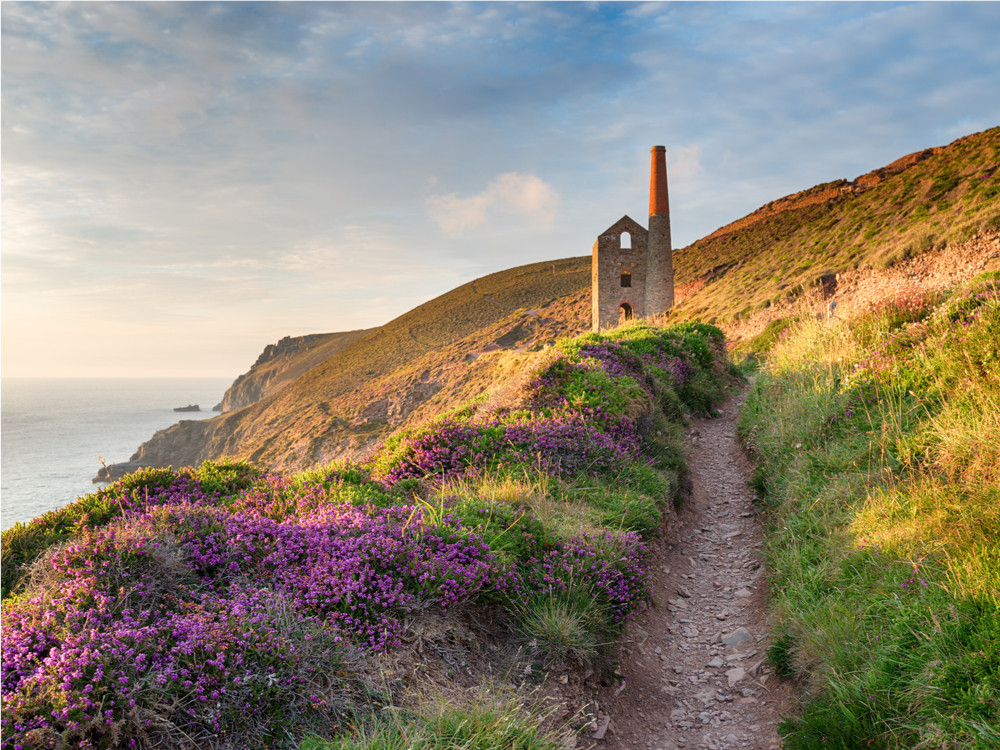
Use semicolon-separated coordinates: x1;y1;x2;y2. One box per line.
304;689;563;749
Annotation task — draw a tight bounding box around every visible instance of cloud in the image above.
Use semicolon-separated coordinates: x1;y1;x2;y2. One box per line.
668;145;703;184
427;172;559;235
2;1;999;376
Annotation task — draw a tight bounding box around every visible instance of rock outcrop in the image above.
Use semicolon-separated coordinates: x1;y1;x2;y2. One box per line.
218;330;372;412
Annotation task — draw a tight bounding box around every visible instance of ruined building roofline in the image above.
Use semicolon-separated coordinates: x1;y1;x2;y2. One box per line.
598;215;648;238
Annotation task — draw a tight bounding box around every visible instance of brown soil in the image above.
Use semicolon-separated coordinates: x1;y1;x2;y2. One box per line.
582;385;792;750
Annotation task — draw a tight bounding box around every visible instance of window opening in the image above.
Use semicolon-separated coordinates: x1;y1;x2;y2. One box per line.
620;231;631;249
620;271;632;288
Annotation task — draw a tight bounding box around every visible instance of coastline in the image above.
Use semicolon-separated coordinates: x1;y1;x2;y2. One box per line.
1;377;230;530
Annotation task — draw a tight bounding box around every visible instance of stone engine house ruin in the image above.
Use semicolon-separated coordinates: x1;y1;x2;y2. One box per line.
592;146;675;330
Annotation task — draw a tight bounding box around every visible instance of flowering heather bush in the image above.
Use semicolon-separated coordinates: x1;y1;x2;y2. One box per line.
510;530;650;626
374;410;642;486
1;500;498;748
1;472;216;600
525;353;651;417
2;321;729;748
374;419;500;485
498;411;641;477
3;578;355;749
576;342;657;394
640;350;696;389
608;321;721;369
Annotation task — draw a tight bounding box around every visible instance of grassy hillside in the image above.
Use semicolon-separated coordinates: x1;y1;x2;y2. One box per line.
740;273;1000;747
1;321;734;749
119;258;591;473
218;329;374;412
101;128;999;479
671;127;1000;326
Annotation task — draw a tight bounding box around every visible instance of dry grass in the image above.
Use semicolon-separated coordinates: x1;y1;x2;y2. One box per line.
671;127;1000;327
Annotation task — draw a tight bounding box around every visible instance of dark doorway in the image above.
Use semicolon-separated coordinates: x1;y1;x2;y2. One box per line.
619;303;633;325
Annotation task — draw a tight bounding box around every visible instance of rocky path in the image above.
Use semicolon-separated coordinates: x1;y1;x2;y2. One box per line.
587;386;791;750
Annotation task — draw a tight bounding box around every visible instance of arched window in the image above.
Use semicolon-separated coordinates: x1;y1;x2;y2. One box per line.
620;231;631;249
619;303;633;325
620;271;632;288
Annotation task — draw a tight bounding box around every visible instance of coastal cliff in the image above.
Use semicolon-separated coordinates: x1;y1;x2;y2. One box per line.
95;257;593;480
218;329;372;412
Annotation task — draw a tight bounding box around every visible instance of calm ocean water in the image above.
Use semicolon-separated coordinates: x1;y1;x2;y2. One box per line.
1;378;231;531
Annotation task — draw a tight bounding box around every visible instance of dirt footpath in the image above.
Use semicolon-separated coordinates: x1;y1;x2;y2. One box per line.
586;386;791;750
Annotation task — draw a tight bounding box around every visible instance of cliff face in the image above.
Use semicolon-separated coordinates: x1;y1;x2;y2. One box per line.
218;330;372;412
97;258;591;479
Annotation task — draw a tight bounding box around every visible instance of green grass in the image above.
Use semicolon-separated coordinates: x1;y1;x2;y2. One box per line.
302;689;565;750
671;127;1000;327
739;275;1000;747
516;595;603;667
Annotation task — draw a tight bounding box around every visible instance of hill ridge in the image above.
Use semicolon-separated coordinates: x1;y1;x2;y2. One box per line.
98;126;1000;478
701;132;990;243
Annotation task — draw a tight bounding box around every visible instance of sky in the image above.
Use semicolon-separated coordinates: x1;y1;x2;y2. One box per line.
3;1;999;379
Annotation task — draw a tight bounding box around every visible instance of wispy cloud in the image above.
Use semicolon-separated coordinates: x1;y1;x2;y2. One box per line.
427;172;559;235
2;1;998;376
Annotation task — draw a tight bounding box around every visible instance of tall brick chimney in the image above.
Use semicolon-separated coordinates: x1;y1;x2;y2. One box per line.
646;146;675;312
650;145;670;217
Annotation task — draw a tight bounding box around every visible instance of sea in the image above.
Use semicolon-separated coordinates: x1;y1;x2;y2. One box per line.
1;378;232;531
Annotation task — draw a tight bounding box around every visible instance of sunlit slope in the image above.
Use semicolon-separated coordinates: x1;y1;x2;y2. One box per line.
126;258;591;471
117;127;999;474
672;127;1000;325
218;329;375;412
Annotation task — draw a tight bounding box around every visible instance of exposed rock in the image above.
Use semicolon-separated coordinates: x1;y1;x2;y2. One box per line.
592;714;611;740
218;330;372;413
92;419;212;483
726;667;746;687
93;461;144;483
722;627;753;650
173;404;200;412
